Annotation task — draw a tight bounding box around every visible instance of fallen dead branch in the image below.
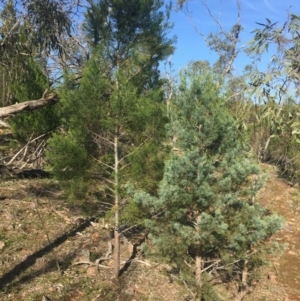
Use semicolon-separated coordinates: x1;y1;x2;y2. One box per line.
5;133;47;168
73;240;113;269
0;120;10;128
0;93;58;118
72;261;113;269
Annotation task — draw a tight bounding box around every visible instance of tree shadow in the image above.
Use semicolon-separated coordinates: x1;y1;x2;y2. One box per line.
26;179;63;199
4;254;74;294
0;217;95;289
119;244;138;277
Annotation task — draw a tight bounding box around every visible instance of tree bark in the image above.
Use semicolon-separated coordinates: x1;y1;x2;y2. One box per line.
195;255;203;287
195;215;203;287
113;126;120;279
0;93;58;118
241;259;248;290
232;260;250;301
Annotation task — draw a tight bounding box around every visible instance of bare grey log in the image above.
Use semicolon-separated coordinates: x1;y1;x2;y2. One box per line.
0;93;58;118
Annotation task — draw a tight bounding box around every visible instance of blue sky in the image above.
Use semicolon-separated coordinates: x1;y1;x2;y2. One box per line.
167;0;300;75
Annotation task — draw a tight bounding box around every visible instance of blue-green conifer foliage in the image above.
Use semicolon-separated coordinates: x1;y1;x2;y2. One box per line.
135;67;283;289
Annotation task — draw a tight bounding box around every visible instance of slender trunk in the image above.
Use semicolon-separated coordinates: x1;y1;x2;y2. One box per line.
195;255;203;287
113;58;121;279
195;215;203;287
241;259;248;292
262;133;272;161
113;126;120;279
233;260;249;301
2;72;5;107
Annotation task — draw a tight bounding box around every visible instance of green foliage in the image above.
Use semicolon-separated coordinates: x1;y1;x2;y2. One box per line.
9;58;48;101
0;0;72;58
83;0;175;90
128;140;166;194
135;67;283;297
8;58;60;141
46;47;168;221
46;133;89;181
120;199;146;225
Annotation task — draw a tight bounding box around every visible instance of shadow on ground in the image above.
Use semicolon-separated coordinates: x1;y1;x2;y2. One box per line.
0;218;95;290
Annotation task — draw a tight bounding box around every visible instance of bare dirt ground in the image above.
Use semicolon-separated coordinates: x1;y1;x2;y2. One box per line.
244;164;300;301
0;178;190;301
0;164;299;301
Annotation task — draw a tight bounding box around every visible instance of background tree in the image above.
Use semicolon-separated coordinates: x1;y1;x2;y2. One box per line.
243;14;300;178
0;0;74;64
176;0;242;78
0;1;61;169
0;0;88;108
135;66;283;300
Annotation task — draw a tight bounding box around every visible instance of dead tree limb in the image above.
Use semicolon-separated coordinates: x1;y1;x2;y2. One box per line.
0;93;58;118
0;120;10;128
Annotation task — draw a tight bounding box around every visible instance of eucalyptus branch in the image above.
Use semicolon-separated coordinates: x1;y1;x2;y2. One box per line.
0;17;22;47
183;0;242;76
201;0;232;40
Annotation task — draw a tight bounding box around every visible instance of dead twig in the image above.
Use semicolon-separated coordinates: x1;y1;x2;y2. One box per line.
72;261;112;269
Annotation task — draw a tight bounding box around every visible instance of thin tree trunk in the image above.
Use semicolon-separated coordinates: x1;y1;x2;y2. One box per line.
241;259;248;292
262;134;272;161
113;126;120;279
233;259;249;301
2;72;5;107
195;255;203;287
195;215;203;287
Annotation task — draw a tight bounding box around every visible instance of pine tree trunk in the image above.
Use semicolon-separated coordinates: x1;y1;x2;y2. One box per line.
113;127;120;279
233;260;249;301
195;255;203;287
195;215;203;287
240;259;248;292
